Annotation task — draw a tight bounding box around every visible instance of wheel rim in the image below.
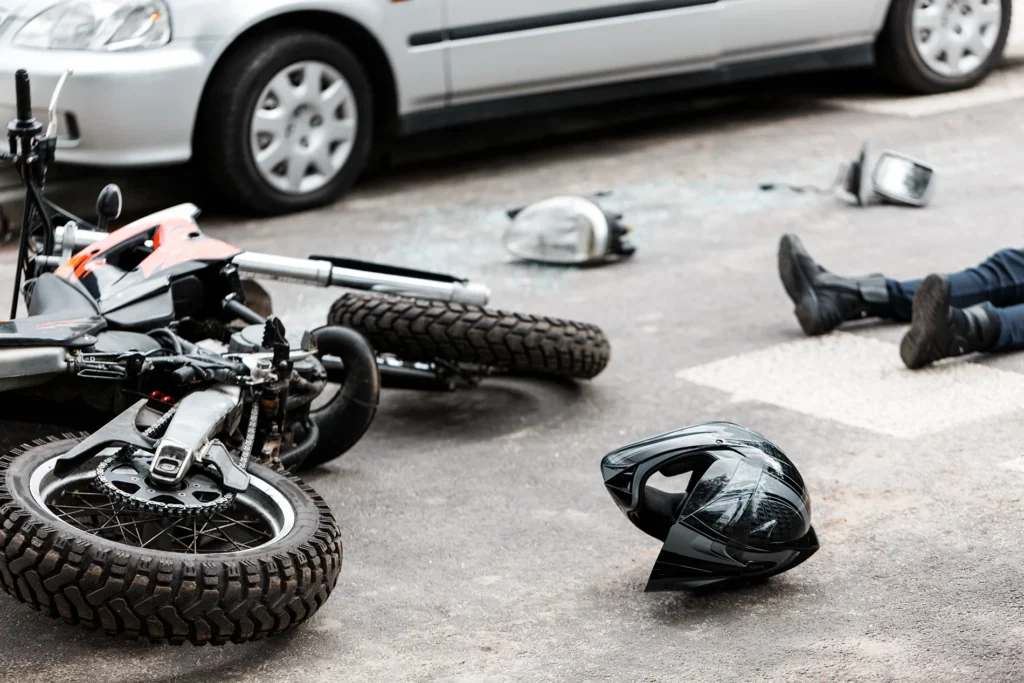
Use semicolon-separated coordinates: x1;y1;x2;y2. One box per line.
249;60;358;196
29;451;295;554
912;0;1003;78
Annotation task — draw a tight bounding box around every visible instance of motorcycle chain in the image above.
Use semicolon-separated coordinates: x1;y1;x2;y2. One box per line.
92;400;260;518
93;455;235;518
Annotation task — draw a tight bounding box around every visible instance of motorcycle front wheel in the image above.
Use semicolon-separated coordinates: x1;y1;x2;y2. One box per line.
0;435;342;645
328;292;611;380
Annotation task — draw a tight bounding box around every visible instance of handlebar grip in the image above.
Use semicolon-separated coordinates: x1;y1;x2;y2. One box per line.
14;69;32;122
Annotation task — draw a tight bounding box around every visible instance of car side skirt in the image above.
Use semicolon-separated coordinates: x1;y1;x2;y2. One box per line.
398;42;874;135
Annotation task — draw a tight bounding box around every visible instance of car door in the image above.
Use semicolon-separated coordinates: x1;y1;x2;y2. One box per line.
718;0;889;59
438;1;722;105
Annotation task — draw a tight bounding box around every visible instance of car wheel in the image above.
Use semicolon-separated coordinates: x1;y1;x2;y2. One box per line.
198;31;374;215
878;0;1012;94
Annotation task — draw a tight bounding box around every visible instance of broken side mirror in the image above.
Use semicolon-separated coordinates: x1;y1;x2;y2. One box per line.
871;151;936;207
841;143;936;208
840;142;873;207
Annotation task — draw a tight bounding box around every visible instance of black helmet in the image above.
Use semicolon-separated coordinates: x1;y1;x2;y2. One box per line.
601;422;818;591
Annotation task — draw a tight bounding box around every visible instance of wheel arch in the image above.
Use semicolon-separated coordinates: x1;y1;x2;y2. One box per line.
191;10;399;156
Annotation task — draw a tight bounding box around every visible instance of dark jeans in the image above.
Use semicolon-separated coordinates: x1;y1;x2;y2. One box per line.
886;248;1024;351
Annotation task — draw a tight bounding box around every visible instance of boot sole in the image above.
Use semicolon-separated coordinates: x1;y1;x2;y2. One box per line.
900;274;950;370
778;234;823;336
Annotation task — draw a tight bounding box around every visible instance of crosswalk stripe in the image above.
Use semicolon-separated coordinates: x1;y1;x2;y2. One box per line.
676;332;1024;438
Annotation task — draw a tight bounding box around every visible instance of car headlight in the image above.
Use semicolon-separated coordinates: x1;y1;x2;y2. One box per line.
502;196;637;266
14;0;171;51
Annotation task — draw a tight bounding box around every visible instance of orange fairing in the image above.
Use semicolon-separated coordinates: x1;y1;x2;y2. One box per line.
54;204;241;282
140;220;241;277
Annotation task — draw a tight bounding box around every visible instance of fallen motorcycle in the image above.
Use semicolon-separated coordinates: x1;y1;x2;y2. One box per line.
0;67;610;644
0;70;391;645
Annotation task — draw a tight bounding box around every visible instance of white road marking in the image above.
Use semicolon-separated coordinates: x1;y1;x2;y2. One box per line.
676;332;1024;438
999;457;1024;472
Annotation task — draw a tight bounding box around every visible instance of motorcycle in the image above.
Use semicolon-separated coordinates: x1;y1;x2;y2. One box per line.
0;69;396;644
0;68;610;645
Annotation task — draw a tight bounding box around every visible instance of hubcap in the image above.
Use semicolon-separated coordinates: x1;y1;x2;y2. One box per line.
250;60;358;196
912;0;1003;78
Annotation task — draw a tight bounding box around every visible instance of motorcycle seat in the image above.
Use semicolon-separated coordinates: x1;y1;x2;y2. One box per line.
0;275;105;348
26;273;99;318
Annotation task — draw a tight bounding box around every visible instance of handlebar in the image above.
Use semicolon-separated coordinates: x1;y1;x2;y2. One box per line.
14;69;32;124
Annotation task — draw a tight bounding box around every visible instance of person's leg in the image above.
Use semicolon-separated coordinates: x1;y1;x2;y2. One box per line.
991;302;1024;352
900;275;1001;369
779;234;899;336
888;248;1024;321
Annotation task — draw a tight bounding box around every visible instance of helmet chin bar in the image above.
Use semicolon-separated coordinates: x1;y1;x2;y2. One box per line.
601;422;819;591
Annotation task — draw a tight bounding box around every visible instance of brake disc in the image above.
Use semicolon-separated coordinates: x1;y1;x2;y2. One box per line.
94;452;235;518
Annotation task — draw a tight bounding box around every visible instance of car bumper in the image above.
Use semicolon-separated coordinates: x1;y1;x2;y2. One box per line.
0;40;218;167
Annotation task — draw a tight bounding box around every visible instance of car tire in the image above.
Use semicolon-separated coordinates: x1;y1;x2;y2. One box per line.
197;31;375;215
877;0;1012;94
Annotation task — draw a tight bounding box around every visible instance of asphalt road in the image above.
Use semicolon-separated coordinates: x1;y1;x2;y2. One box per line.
4;67;1024;682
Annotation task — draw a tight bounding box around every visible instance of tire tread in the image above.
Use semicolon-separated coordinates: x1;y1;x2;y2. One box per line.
0;435;342;645
328;292;610;380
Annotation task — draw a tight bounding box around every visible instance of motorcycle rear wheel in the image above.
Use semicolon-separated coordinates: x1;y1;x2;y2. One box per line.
0;434;342;645
328;292;611;380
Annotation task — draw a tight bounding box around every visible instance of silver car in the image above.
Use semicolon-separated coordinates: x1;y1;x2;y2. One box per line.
0;0;1013;214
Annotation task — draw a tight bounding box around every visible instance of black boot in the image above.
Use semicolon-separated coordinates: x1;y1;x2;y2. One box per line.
778;234;892;336
900;274;1001;370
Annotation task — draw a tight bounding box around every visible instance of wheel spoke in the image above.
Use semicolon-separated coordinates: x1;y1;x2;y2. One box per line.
168;534;195;552
51;503;118;514
117;519;130;545
312;145;337;176
325;118;355;143
975;0;1002;22
255;139;289;171
320;81;348;109
213;514;267;537
195;523;244;552
967;28;992;55
252;108;288;137
91;515;159;534
923;31;949;60
286;159;307;191
268;70;302;108
140;521;178;549
303;62;322;93
189;519;211;554
52;507;95;522
946;41;968;68
128;519;145;546
915;7;943;31
95;504;129;531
